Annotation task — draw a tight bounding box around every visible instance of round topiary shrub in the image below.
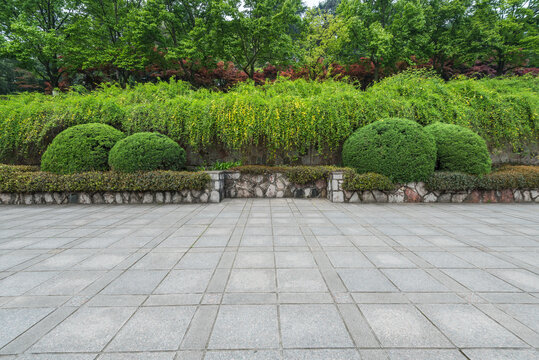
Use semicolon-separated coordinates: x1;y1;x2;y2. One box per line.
41;123;125;174
424;122;491;175
108;132;186;172
342;118;436;183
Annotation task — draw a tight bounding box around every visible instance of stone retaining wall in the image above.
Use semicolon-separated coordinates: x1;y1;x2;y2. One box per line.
329;171;539;203
0;189;215;205
1;170;537;204
224;171;327;198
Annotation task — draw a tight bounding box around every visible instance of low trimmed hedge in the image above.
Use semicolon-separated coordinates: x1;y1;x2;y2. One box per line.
425;165;539;192
342;172;394;191
0;165;210;193
229;165;339;185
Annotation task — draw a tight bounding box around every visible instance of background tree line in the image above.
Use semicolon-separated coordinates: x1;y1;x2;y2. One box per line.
0;0;537;93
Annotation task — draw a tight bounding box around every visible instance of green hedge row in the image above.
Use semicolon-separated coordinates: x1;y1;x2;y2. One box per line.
0;70;537;164
342;172;394;191
0;165;209;192
424;166;539;191
1;164;537;193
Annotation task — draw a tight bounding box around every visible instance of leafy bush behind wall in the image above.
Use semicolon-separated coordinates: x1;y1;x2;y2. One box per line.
0;70;537;164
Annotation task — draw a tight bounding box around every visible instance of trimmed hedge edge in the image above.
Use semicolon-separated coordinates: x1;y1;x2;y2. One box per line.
425;166;539;192
1;164;537;194
0;165;210;193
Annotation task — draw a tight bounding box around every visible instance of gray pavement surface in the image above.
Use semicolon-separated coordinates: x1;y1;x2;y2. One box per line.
0;199;538;359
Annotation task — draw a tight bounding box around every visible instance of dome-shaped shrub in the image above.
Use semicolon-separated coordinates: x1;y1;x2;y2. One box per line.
424;123;491;175
41;123;125;174
108;132;186;172
342;118;436;183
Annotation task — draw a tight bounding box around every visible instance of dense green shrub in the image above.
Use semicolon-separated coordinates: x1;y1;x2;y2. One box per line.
40;123;125;174
342;118;437;183
229;165;339;184
342;172;394;191
424;172;479;192
425;123;491;175
0;71;536;165
424;166;539;191
109;132;186;172
479;165;539;190
0;165;209;192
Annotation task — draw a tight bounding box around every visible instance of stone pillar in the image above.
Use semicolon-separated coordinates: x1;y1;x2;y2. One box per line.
206;171;225;203
328;171;345;203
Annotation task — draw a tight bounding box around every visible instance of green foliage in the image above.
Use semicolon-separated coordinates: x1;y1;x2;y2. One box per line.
425;122;491;175
0;72;536;165
424;165;539;191
342;118;437;183
342;172;394;191
109;132;186;173
230;165;338;184
424;172;479;192
217;0;303;78
40;123;125;174
0;164;209;192
209;161;242;171
338;0;428;80
479;165;539;190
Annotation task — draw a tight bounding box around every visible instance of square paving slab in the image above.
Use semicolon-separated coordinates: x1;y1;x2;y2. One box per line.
0;200;538;358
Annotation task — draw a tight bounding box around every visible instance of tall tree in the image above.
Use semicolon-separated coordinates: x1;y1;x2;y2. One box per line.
467;0;539;75
64;0;155;87
216;0;304;78
423;0;471;78
0;0;78;89
300;8;348;78
338;0;428;81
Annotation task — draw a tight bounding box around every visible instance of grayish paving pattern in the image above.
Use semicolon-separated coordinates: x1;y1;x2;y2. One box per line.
0;200;538;359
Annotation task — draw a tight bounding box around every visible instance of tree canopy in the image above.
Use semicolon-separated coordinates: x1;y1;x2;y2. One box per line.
0;0;537;93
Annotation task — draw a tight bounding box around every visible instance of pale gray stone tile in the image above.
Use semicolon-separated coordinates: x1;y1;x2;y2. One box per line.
154;270;213;294
463;349;539;360
101;270;167;295
30;306;136;352
277;269;327;292
419;304;527;347
279;304;353;348
360;304;452;347
208;305;279;349
0;308;54;348
226;269;275;292
283;349;360;360
337;269;397;292
106;306;196;351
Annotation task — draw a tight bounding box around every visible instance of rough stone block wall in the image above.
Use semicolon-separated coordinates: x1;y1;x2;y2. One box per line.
0;190;213;205
224;171;327;198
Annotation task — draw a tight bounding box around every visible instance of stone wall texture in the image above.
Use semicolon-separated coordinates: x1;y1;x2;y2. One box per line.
0;190;214;205
224;171;327;198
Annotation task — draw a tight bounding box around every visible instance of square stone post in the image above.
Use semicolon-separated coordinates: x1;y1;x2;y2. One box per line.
206;171;225;203
328;171;345;203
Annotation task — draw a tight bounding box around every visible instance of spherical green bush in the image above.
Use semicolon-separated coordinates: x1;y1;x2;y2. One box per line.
424;123;491;175
342;118;436;183
41;123;125;174
108;132;186;172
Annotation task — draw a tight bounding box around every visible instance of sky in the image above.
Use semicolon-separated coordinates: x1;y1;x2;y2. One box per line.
304;0;321;8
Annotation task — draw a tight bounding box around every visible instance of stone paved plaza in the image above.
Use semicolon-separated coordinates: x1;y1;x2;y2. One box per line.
0;200;538;360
